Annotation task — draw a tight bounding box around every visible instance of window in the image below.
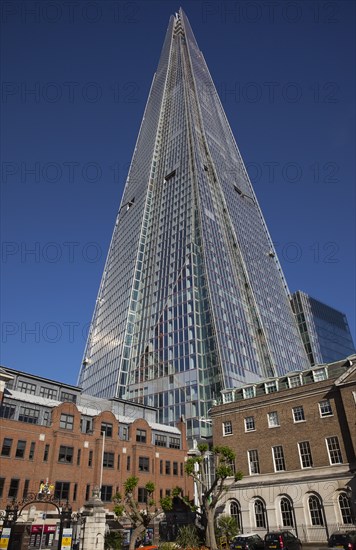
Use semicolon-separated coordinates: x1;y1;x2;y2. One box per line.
136;429;147;443
293;406;305;422
85;484;90;500
338;493;353;524
298;441;313;468
58;445;74;464
23;479;30;498
312;368;327;382
8;478;19;498
55;482;70;500
169;437;180;449
73;483;77;501
272;446;286;471
0;478;5;498
173;462;178;475
243;386;255;399
165;460;171;475
0;404;16;419
101;485;113;502
101;422;113;437
138;456;149;472
267;411;279;428
319;400;333;417
88;450;93;467
1;438;13;456
254;499;266;528
29;441;36;460
248;450;260;474
40;386;57;399
15;440;26;458
60;391;76;403
77;449;81;466
127;456;131;471
19;406;39;424
155;434;167;447
326;436;343;464
117;454;120;470
308;495;324;525
280;498;294;527
288;375;302;388
119;425;129;440
103;452;115;468
43;444;50;462
60;413;74;430
230;501;242;530
138;487;148;503
223;421;232;436
265;381;278;394
244;416;255;431
17;381;36;394
166;489;171;496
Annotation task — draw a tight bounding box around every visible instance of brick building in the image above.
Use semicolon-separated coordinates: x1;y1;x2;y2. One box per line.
211;355;356;542
0;367;193;544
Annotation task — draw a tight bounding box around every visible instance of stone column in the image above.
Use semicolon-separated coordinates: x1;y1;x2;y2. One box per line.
80;487;106;550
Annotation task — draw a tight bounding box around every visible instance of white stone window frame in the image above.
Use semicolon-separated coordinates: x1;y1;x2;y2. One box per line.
223;420;233;436
326;436;343;465
244;416;255;432
267;411;280;428
292;406;305;423
319;399;333;417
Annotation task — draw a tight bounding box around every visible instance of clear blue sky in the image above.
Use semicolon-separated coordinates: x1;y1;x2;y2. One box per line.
1;0;355;384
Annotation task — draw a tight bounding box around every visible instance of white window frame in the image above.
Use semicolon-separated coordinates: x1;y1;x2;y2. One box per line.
243;386;256;399
223;421;233;436
312;367;327;382
272;445;286;472
298;440;313;468
326;436;343;464
265;380;278;394
248;449;260;474
292;406;305;422
244;416;255;432
319;399;333;417
267;411;280;428
288;374;302;388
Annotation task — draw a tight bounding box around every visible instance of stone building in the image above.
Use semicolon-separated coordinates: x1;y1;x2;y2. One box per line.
0;367;193;546
211;355;356;542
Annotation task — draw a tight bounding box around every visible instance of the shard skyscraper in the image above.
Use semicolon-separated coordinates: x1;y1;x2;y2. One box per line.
78;9;308;439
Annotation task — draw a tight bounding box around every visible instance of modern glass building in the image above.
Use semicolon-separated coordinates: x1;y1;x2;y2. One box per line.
291;290;355;365
78;9;308;439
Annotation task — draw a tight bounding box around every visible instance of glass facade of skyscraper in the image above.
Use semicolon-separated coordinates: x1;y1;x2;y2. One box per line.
78;10;308;439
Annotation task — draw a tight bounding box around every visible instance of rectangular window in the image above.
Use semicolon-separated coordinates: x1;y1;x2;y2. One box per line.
180;463;183;476
165;460;171;475
77;449;81;466
138;456;149;472
173;462;178;475
138;488;147;503
169;437;180;449
73;483;77;501
265;381;278;394
267;411;279;428
248;450;260;474
136;429;147;443
166;489;171;496
326;436;343;464
119;426;129;440
272;446;286;471
103;452;115;468
127;456;131;471
101;422;113;437
293;406;305;422
17;381;36;394
160;460;163;475
0;404;16;419
312;367;327;382
23;479;30;498
319;400;333;417
88;450;93;467
43;444;50;462
288;375;302;388
19;406;39;424
0;478;5;498
223;421;232;436
8;479;19;498
298;441;313;468
245;416;255;431
1;438;13;457
60;392;76;403
29;442;36;460
60;414;74;430
58;446;74;464
101;485;113;502
15;440;26;458
85;484;90;500
40;386;57;399
155;434;167;447
117;454;120;470
55;482;70;500
243;386;255;399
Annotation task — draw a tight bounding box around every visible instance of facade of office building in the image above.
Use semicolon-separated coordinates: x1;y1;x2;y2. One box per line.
0;368;193;528
291;291;356;366
211;355;356;542
78;9;308;440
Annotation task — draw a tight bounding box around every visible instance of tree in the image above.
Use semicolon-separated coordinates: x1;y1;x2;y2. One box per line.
112;476;173;550
184;443;243;550
104;530;124;550
215;514;239;544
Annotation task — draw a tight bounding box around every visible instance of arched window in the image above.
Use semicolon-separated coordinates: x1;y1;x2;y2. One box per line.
280;498;294;527
308;495;324;526
338;493;353;524
230;501;242;530
254;499;267;528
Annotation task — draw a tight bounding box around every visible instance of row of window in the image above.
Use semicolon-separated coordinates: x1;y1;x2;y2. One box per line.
223;400;333;435
243;437;343;474
7;379;77;402
229;492;353;530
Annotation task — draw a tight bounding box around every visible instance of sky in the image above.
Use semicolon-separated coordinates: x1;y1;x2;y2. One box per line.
1;0;355;385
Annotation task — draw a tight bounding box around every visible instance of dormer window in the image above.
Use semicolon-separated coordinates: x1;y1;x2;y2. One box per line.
264;380;278;394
